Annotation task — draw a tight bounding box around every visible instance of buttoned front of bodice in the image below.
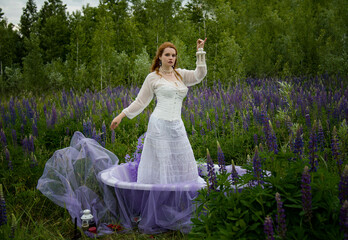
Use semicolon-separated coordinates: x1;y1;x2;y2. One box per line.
152;83;188;121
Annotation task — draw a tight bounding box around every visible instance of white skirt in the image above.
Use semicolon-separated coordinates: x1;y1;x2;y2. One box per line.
137;115;201;184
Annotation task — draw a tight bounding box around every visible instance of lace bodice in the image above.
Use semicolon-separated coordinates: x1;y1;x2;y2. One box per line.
122;64;207;120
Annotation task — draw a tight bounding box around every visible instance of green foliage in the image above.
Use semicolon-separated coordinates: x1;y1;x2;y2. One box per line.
0;0;347;95
189;150;342;239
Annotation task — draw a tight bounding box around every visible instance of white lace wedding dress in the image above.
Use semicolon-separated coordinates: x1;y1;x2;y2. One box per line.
122;58;207;184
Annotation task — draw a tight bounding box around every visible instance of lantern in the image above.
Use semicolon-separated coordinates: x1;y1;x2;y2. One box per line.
196;48;206;67
81;209;94;230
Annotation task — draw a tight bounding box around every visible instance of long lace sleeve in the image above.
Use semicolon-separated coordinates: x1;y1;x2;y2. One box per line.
122;73;155;119
179;51;207;87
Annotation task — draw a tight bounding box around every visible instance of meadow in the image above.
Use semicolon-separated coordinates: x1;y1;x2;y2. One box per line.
0;73;347;239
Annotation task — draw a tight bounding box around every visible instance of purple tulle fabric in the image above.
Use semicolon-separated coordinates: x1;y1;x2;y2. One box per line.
36;131;118;235
37;131;249;236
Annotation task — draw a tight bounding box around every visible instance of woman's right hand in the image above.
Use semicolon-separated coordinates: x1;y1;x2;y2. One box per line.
110;112;125;130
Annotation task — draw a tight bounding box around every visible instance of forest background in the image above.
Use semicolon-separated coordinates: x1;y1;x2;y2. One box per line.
0;0;347;96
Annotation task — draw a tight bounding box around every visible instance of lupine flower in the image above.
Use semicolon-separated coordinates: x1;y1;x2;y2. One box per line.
101;121;107;147
190;112;195;127
111;130;115;144
0;129;7;147
87;119;93;138
305;112;311;130
263;118;278;154
231;160;239;186
332;126;342;175
50;104;57;127
264;216;275;240
0;184;7;226
339;200;348;240
9;98;16;125
28;135;35;153
106;100;112;115
217;141;226;174
275;192;287;239
339;165;348;205
5;147;13;170
22;136;28;155
206;149;217;191
253;146;263;185
254;134;258;147
308;122;318;172
199;120;205;136
292;126;304;160
301;166;312;222
206;112;211;131
317;120;325;152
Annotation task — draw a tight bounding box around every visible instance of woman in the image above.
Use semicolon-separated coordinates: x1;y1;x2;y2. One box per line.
110;38;207;184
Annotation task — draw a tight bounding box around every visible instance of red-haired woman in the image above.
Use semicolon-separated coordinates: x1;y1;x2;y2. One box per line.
110;38;207;184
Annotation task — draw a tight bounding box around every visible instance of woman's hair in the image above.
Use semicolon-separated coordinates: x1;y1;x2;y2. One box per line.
150;42;182;80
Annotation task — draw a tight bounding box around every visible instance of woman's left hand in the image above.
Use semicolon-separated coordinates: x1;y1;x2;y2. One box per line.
197;38;207;50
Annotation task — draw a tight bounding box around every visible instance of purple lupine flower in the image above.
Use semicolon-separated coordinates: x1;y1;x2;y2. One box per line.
0;129;7;147
9;98;16;125
305;112;311;130
253;147;263;185
308;123;318;172
206;149;217;191
0;184;7;226
83;120;87;136
22;136;28;155
301;166;312;222
101;121;107;147
43;104;47;117
206;112;211;131
92;128;97;141
275;192;287;239
111;129;115;144
264;216;275;240
11;129;17;146
262;116;277;154
254;134;258;147
339;165;348;205
106;100;112;115
28;135;35;153
199;120;205;136
332;126;342;175
66;127;69;136
50;105;57;127
190;112;195;127
133;133;146;164
62;90;68;107
317;120;325;152
231;160;239;186
339;200;348;240
217;141;226;174
5;148;13;170
87;119;93;138
292;127;304;160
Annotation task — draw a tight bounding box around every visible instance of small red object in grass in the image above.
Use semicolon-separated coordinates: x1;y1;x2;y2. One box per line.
88;227;97;234
107;224;122;231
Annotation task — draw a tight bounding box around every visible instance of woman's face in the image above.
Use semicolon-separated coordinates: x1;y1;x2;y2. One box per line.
159;47;176;68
